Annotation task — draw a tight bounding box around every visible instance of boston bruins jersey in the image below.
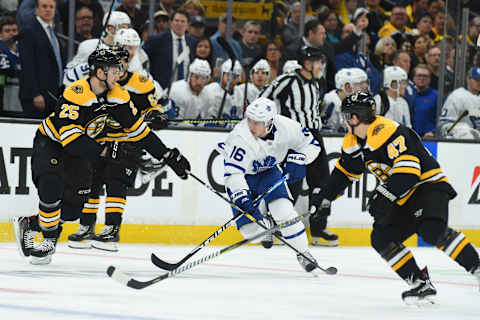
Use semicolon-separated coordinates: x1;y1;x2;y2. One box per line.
38;77;150;155
325;116;456;205
101;71;165;140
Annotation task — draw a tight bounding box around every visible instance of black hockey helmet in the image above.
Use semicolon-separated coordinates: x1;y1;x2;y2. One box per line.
341;91;377;124
297;46;326;65
88;48;123;76
111;45;130;61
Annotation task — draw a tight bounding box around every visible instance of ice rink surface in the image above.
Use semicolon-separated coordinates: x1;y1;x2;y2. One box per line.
0;242;478;320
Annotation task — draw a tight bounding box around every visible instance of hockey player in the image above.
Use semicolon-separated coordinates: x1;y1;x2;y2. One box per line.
282;60;301;74
205;59;243;121
170;58;211;120
439;67;480;139
236;59;270;110
220;97;321;271
67;46;170;251
310;92;480;304
259;46;337;246
374;66;411;128
12;48;190;264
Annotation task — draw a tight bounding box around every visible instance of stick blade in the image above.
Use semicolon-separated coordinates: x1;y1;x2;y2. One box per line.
151;253;179;271
106;266;155;290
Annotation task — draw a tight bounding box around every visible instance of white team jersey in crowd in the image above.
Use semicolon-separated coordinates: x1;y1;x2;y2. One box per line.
63;38;147;86
374;94;412;128
321;89;345;133
220;115;320;193
235;83;261;108
204;82;244;119
439;87;480;139
170;80;210;119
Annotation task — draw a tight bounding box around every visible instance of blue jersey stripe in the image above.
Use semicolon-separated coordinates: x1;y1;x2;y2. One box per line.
283;228;305;239
225;162;246;173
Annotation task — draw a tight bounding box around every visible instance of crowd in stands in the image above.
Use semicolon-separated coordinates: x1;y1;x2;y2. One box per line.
1;0;480;139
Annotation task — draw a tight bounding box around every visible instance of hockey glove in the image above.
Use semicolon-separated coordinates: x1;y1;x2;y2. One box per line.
231;189;263;229
163;148;191;180
309;187;331;222
145;109;169;130
284;152;306;184
103;141;139;167
367;185;397;225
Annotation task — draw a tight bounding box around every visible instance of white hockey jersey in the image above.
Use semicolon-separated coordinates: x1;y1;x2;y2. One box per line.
170;80;210;119
204;82;244;120
63;38;146;86
235;83;261;109
374;94;412;128
321;89;345;133
439;87;480;139
220;115;321;193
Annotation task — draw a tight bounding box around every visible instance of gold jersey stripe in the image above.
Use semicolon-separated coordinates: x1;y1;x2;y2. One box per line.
61;132;82;147
420;168;442;180
335;161;362;181
45;117;61;140
392;252;413;271
59;124;84;135
450;238;469;260
394;154;420;164
392;166;421;177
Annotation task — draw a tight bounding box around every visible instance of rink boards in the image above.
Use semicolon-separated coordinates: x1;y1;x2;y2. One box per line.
0;122;479;246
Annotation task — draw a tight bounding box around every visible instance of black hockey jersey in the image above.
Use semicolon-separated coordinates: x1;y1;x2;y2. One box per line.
38;77;150;151
327;116;455;205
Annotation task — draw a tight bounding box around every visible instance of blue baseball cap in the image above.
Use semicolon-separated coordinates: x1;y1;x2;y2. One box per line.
468;67;480;79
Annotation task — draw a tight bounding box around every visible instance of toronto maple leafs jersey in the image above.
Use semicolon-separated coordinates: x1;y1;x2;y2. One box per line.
220;115;321;193
320;89;345;133
235;83;261;110
374;94;412;128
170;79;210;119
438;87;480;139
204;82;244;120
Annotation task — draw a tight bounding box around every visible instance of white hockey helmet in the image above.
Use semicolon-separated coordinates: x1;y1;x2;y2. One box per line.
283;60;302;74
349;68;369;92
251;59;270;74
103;11;131;33
335;68;352;91
221;59;242;76
245;97;276;128
383;66;408;91
114;28;141;47
189;58;211;78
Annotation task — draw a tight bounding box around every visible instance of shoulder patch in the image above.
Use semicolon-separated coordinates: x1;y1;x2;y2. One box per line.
71;85;83;94
366;116;399;150
138;75;148;83
372;123;384;136
123;72;155;94
63;78;96;106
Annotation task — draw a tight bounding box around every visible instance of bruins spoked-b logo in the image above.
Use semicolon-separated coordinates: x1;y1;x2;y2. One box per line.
85;114;108;138
71;85;83;94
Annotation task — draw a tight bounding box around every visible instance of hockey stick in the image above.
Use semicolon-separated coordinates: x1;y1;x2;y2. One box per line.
216;37;237;119
446;110;469;135
167;118;241;124
107;210;318;289
185;173;337;275
150;175;287;270
95;0;117;51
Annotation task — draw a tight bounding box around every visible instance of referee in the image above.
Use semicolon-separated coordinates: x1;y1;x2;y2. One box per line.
259;46;338;246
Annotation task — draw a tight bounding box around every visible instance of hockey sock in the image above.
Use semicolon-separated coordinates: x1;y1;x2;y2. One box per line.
81;196;100;226
269;198;308;253
105;196;126;225
38;199;62;238
436;228;480;273
380;243;422;281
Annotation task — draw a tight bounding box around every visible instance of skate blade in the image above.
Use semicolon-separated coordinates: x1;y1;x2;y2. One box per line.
92;241;118;252
403;295;436;307
68;240;92;249
30;255;52;265
11;217;29;259
311;238;338;247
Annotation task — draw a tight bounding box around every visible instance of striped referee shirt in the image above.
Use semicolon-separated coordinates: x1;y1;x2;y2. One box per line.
259;70;321;130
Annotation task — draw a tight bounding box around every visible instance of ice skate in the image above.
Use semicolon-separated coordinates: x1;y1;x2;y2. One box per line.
92;225;120;252
30;238;56;265
297;251;318;272
311;229;338;247
12;216;36;258
68;224;95;249
401;267;436;306
261;215;275;249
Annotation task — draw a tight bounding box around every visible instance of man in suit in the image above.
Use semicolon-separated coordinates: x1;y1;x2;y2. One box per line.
18;0;65;119
143;10;196;89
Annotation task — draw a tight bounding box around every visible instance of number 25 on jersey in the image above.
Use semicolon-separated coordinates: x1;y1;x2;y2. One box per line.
59;104;79;120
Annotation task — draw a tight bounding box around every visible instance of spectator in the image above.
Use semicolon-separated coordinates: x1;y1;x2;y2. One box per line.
180;0;205;18
194;37;214;69
74;7;94;45
466;17;480;68
170;58;211;120
378;6;412;39
366;0;387;31
413;11;434;42
158;0;175;18
144;10;197;89
374;66;411;127
154;10;169;33
18;0;65;119
17;0;63;33
411;64;438;137
425;45;453;94
410;35;429;70
58;0;104;37
319;9;341;44
240;20;262;66
282;2;301;46
431;10;447;41
139;20;158;42
117;0;147;34
263;40;284;82
392;50;416;111
188;16;205;41
0;16;21;115
405;0;428;27
210;13;242;65
439;67;480;139
428;0;445;16
344;0;358;24
372;36;397;70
